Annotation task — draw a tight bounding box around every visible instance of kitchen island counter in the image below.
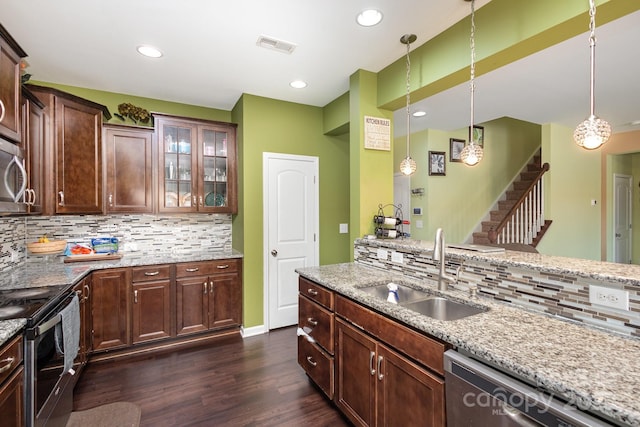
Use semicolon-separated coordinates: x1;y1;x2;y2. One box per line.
297;262;640;427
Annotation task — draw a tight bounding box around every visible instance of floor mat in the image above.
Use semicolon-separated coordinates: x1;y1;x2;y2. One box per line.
66;402;141;427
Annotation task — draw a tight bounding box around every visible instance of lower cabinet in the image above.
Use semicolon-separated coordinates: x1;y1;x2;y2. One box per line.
131;265;172;344
73;277;91;372
176;260;242;336
0;335;23;427
90;268;132;351
335;318;445;427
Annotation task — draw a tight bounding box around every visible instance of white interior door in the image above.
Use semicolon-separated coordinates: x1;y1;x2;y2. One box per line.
263;153;318;329
613;174;632;263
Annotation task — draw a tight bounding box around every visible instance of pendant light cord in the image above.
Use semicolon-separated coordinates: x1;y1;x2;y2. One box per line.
405;39;411;156
469;0;476;137
589;0;596;117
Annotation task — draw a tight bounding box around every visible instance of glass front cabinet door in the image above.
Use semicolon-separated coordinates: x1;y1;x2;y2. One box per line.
155;114;237;214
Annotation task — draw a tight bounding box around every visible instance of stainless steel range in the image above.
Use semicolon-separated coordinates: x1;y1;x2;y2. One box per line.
0;284;78;427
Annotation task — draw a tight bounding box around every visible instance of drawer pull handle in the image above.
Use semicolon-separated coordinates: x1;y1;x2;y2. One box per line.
216;264;229;269
0;357;14;374
306;317;318;326
0;100;5;123
369;351;375;376
307;288;318;296
377;356;384;380
134;290;138;304
185;267;199;272
204;281;208;294
144;271;160;276
306;356;317;367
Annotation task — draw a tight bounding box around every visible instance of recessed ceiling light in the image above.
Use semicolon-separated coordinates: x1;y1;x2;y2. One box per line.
356;9;383;27
412;111;426;117
290;80;307;89
136;45;163;58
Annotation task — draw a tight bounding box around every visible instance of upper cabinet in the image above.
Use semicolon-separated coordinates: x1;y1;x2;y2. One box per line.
154;114;237;214
103;124;154;213
21;87;45;214
0;23;27;144
27;85;111;215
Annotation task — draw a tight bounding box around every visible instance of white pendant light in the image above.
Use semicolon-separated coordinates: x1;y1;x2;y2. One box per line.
460;0;484;167
573;0;611;150
400;34;417;176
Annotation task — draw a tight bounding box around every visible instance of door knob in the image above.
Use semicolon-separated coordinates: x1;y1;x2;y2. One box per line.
271;249;278;256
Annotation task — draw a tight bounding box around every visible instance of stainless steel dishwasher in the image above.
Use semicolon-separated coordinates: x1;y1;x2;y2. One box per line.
444;350;616;427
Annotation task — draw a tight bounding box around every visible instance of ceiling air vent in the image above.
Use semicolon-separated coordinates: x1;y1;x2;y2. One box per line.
256;35;297;54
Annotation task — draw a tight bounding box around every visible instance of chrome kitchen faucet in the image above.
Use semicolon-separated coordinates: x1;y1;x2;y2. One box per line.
434;228;457;291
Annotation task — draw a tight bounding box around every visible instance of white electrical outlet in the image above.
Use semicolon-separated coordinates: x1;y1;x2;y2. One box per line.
391;251;403;264
377;248;388;260
589;284;629;310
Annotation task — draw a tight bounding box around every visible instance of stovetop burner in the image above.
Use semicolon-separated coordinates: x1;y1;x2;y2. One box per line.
0;285;72;323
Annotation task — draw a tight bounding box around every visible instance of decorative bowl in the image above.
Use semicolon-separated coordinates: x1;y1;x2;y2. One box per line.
26;240;68;254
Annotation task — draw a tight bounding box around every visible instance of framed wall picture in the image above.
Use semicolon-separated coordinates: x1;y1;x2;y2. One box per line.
449;138;465;162
428;151;446;176
469;125;484;147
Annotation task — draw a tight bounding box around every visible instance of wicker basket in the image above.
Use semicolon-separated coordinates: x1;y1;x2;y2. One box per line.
26;240;68;254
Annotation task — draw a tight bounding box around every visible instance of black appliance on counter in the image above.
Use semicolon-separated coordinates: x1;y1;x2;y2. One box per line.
0;285;79;427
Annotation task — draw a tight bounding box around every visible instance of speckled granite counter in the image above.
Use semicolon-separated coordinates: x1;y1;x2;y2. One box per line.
297;262;640;426
0;250;243;346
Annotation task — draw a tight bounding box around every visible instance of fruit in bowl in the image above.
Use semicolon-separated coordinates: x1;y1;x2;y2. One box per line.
27;237;68;254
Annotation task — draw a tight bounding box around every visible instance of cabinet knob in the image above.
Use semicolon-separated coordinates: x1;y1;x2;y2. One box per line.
0;100;5;123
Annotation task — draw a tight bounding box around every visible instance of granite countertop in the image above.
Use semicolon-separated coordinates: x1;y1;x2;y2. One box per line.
0;249;243;346
357;238;640;288
297;262;640;427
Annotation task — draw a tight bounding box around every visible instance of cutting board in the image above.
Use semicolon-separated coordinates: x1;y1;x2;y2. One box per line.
63;253;123;263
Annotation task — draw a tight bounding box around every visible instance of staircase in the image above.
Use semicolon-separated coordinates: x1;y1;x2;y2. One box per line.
473;151;551;247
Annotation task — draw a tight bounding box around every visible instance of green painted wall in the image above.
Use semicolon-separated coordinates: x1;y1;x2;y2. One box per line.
235;94;350;327
399;118;541;243
29;81;231;124
349;70;394;249
538;124;601;260
323;92;349;136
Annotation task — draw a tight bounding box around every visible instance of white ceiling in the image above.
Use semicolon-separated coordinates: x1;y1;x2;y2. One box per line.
1;1;638;137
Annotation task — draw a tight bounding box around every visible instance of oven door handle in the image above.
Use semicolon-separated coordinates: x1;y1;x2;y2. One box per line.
36;313;62;336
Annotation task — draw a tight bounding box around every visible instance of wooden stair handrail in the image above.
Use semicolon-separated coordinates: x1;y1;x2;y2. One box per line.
488;162;550;244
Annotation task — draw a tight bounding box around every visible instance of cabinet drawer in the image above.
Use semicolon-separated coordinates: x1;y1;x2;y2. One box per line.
299;295;334;355
299;277;334;310
0;335;22;385
336;295;449;376
298;335;334;400
176;259;239;278
132;265;171;282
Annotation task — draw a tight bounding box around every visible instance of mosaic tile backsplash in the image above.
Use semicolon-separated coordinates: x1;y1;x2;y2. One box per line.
355;242;640;338
0;214;232;272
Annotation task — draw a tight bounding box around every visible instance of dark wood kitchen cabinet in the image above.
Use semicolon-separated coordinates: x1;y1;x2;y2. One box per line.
334;296;446;427
0;334;24;427
21;87;45;214
103;124;154;213
131;265;172;344
90;268;131;352
176;259;242;336
335;318;445;427
26;84;111;215
297;277;335;399
0;23;27;144
154;114;237;214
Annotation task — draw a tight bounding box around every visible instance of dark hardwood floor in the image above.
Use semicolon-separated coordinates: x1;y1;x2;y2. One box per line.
73;327;349;426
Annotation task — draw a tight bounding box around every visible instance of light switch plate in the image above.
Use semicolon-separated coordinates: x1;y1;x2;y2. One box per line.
589;284;629;310
339;223;348;233
391;251;403;264
377;248;388;261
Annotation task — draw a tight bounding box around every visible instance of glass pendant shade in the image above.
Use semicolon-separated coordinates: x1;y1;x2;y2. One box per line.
574;114;611;149
460;142;483;166
400;156;417;175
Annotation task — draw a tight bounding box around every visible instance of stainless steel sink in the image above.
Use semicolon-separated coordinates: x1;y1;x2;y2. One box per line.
401;297;487;321
360;282;430;303
359;282;488;321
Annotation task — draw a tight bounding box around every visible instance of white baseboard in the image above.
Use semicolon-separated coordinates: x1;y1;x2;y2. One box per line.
241;325;268;338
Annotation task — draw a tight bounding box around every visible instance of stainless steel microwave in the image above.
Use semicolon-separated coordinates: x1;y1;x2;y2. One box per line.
0;138;28;214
